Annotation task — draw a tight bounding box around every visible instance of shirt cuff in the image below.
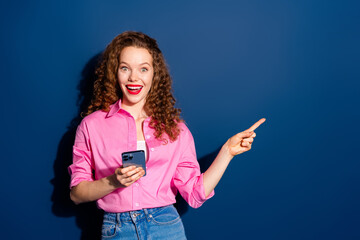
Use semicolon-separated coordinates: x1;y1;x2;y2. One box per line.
192;173;215;205
68;165;94;189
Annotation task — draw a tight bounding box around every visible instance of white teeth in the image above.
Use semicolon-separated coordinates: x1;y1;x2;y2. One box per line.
127;86;142;90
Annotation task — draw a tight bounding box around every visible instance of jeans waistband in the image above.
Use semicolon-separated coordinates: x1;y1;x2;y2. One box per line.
103;204;174;224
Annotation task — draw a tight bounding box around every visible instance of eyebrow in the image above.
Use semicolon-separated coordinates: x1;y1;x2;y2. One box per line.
120;61;151;66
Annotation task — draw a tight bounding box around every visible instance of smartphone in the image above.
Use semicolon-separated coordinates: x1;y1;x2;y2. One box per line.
122;150;146;176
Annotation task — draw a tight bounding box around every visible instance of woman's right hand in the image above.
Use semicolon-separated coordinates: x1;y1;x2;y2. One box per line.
112;166;145;188
70;165;145;204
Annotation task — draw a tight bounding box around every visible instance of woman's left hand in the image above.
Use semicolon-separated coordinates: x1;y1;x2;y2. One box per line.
203;118;266;196
225;118;266;156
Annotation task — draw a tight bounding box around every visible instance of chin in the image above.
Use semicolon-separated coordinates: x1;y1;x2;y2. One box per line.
123;96;146;105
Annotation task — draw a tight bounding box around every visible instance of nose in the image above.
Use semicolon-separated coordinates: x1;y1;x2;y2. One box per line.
129;69;139;82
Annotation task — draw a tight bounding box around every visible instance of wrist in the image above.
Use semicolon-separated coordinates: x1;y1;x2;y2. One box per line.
105;174;121;189
220;141;235;162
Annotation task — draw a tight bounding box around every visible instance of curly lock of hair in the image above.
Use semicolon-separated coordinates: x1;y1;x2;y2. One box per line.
82;31;182;143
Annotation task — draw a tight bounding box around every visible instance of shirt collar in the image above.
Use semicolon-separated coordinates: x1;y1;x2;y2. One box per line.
106;99;122;118
106;99;152;122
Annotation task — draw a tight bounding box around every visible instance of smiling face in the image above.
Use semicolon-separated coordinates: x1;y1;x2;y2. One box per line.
117;46;154;108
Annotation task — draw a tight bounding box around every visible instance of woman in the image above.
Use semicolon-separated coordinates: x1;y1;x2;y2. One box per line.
69;31;265;239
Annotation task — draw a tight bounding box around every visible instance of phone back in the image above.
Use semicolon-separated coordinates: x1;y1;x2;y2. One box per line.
122;150;146;176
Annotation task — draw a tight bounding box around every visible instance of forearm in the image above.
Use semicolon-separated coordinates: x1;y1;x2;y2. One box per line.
203;141;234;197
70;174;119;205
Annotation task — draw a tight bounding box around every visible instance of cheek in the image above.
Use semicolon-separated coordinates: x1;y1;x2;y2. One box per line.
118;72;128;84
147;76;153;85
146;73;154;87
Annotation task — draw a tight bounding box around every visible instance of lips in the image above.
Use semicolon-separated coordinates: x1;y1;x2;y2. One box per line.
126;84;143;95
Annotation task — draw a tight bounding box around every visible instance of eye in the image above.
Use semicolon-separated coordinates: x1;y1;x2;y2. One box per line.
120;66;128;71
141;67;148;72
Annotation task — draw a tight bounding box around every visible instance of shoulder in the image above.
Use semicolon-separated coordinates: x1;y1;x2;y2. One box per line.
176;121;194;142
78;109;108;130
177;121;190;133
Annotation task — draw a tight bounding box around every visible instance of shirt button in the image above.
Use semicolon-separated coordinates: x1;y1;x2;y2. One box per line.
146;135;150;139
150;148;154;152
135;183;139;187
135;203;139;207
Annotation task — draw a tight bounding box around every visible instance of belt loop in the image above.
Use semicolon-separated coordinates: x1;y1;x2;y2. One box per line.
116;213;121;227
143;208;151;222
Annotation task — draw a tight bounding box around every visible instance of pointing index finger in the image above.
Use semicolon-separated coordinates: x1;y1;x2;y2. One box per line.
247;118;266;132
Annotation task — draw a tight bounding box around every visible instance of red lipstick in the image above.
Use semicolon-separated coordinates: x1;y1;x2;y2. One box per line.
126;84;143;95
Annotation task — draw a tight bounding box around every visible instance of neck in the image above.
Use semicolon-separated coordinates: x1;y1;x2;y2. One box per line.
121;99;148;120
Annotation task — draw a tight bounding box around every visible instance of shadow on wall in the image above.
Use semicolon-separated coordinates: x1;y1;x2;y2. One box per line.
50;53;104;240
49;53;218;239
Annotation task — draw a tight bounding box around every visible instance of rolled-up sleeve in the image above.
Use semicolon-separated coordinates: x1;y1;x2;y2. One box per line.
173;127;215;208
68;119;94;188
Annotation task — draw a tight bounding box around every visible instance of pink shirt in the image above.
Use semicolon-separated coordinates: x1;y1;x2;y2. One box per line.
68;99;214;213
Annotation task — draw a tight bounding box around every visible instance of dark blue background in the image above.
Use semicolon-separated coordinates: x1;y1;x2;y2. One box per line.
1;0;359;239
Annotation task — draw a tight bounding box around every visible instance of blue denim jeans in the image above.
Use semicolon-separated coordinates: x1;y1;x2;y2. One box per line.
101;205;187;240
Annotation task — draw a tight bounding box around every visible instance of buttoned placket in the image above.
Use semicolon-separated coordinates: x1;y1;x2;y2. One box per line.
121;113;160;210
143;118;157;169
125;113;142;209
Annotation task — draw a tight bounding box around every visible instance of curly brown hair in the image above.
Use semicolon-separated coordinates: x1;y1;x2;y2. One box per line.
83;31;182;143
